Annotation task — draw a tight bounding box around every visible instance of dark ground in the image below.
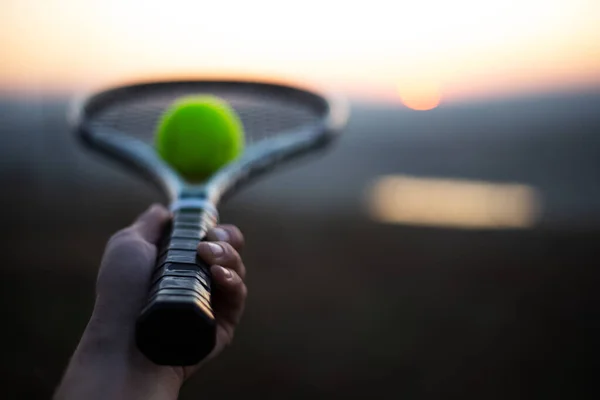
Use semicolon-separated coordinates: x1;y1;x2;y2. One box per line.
1;89;599;399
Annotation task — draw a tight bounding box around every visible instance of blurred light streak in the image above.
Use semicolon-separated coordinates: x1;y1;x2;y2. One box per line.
368;175;541;229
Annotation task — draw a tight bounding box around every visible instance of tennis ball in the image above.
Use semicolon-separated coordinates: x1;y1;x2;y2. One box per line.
155;95;244;182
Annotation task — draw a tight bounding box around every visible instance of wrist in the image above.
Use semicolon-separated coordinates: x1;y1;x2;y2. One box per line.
55;312;184;400
84;311;186;385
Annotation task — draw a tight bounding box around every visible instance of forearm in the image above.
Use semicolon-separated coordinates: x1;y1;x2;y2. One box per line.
54;315;183;400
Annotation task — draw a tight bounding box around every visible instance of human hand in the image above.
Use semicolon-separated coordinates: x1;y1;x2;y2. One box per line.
55;204;247;400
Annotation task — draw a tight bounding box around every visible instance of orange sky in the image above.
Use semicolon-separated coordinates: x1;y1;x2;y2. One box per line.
1;0;599;108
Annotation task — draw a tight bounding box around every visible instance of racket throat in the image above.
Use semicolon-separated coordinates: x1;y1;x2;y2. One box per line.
170;197;218;217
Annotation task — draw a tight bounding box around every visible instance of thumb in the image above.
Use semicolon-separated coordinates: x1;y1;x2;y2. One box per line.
131;204;171;243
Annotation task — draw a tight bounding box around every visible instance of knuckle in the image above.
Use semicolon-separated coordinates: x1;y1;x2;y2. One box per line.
225;244;242;264
231;286;247;308
231;227;245;247
222;224;245;248
107;227;136;246
106;228;150;254
221;241;236;256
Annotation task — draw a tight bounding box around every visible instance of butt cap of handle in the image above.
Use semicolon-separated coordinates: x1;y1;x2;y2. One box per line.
136;291;216;366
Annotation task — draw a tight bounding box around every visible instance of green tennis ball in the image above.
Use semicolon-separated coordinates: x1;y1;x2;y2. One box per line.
155;95;244;182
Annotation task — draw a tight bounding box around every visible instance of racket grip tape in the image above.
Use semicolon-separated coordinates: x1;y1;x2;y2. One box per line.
136;206;218;366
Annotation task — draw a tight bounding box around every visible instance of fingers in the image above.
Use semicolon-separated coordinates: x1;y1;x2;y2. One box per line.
131;203;171;244
192;225;247;359
197;241;246;279
206;224;245;251
210;265;247;325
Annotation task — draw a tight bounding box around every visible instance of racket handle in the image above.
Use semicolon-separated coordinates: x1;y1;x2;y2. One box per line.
136;205;218;366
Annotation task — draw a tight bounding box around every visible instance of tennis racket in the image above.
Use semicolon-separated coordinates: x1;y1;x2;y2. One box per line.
70;79;348;366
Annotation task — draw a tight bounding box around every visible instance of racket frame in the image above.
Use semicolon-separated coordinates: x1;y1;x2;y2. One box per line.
71;79;348;205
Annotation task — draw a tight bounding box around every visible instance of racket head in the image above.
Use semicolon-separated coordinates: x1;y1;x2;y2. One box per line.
70;79;348;202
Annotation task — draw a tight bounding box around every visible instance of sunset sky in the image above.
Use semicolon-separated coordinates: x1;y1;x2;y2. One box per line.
1;0;599;109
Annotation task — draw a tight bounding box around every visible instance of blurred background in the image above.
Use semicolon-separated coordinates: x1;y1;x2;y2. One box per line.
1;0;600;398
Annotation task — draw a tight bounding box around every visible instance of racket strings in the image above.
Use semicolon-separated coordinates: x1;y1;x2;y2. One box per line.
88;84;322;146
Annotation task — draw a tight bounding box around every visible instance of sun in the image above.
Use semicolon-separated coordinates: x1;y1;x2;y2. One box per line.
398;80;442;111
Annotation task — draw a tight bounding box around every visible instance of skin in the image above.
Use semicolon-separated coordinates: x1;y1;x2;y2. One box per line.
54;204;248;400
